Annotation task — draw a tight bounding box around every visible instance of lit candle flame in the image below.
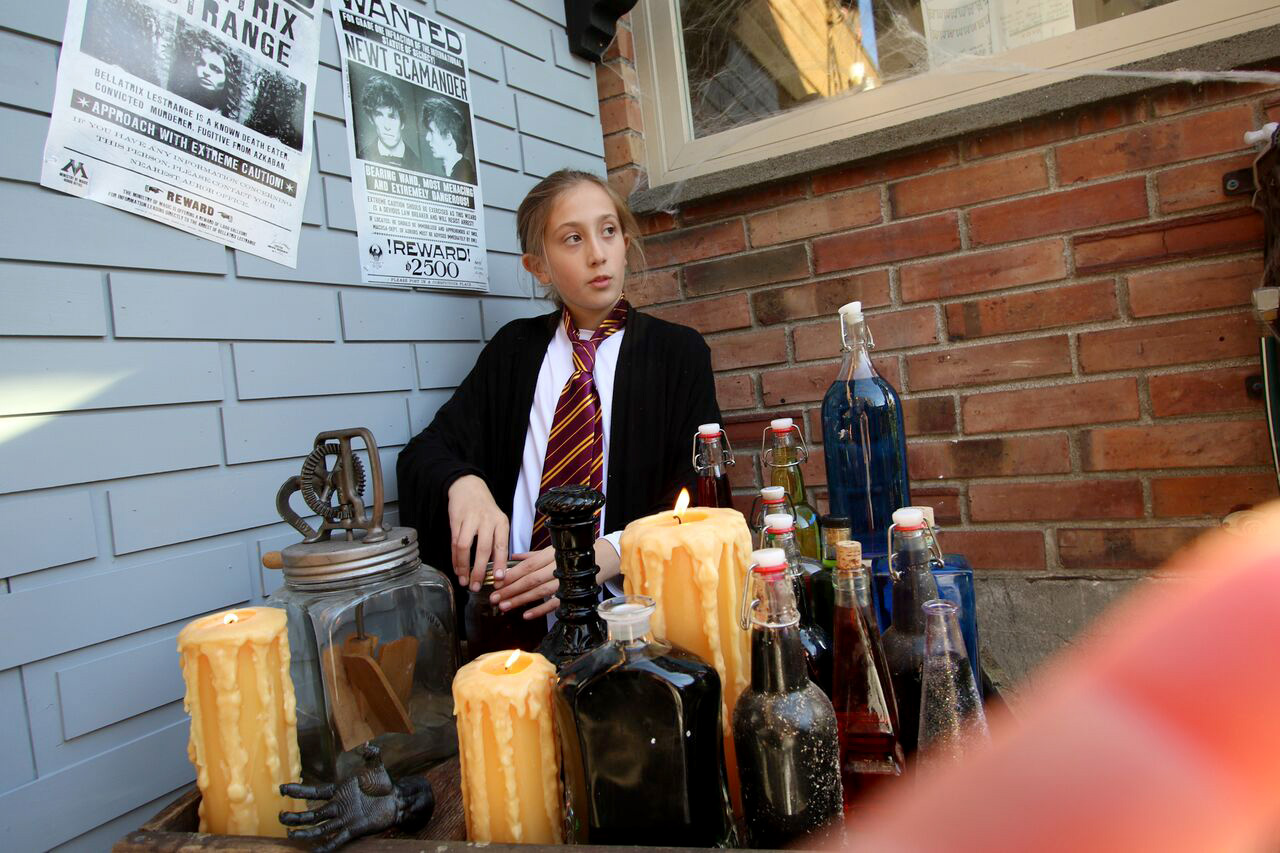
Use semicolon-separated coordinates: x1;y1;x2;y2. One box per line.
223;612;239;625
673;488;690;522
503;649;520;670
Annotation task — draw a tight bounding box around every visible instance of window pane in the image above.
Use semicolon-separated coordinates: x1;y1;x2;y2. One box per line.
678;0;1182;138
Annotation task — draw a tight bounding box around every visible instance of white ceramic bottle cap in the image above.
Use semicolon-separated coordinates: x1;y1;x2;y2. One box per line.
698;422;721;436
893;507;926;529
764;513;794;532
770;417;793;431
752;548;787;570
840;300;863;319
761;485;785;501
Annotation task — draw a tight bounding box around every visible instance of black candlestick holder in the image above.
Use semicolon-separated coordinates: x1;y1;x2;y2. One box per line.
536;485;607;668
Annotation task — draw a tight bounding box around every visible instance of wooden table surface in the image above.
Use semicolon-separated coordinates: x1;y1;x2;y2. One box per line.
115;757;468;851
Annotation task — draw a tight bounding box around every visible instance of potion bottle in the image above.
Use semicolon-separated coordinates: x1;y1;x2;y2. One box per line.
831;539;903;812
692;423;735;508
821;301;910;560
917;599;989;774
554;595;735;846
879;508;941;757
760;418;820;560
761;513;832;696
535;486;607;669
837;539;897;734
870;505;981;691
747;485;795;543
733;548;842;848
811;514;852;639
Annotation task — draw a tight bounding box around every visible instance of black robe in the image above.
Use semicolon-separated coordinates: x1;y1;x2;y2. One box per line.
397;305;722;576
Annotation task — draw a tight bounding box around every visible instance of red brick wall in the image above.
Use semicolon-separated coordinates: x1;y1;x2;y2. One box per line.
611;51;1280;573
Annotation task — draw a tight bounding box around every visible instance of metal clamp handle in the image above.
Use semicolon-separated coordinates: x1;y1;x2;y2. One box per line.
760;423;809;467
738;561;757;630
691;428;736;472
887;517;944;580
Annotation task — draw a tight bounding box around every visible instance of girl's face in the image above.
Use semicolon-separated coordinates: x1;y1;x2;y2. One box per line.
523;182;629;330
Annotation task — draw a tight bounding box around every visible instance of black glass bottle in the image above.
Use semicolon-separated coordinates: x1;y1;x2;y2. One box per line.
879;508;942;757
463;564;548;662
554;595;735;846
733;548;842;848
760;513;832;696
693;422;735;508
535;486;607;669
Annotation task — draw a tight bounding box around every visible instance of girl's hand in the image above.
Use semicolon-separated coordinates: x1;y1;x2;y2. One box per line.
492;540;623;621
446;474;509;592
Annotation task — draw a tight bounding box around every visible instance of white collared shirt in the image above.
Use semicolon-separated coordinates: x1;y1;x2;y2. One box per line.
510;322;626;559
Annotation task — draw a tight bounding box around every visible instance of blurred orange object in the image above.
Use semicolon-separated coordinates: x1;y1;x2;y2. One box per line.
852;503;1280;852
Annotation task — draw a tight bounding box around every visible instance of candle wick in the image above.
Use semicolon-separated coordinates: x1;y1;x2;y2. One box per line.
675;515;682;525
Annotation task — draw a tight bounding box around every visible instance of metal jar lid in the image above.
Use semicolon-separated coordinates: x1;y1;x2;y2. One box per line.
278;525;421;585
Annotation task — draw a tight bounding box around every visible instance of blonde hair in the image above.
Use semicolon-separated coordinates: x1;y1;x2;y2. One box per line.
516;170;644;303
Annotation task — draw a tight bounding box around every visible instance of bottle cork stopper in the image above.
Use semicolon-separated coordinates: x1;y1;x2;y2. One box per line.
835;540;862;569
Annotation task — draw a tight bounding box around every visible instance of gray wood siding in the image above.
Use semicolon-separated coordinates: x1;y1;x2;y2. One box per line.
0;0;601;846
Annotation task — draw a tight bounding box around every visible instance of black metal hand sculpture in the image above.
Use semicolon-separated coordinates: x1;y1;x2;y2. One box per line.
278;743;434;852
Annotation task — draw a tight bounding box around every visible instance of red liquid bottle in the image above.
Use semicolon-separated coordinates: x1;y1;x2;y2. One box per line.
693;423;734;508
831;540;903;812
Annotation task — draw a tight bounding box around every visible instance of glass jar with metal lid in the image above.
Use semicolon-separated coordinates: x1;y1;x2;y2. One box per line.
263;429;457;783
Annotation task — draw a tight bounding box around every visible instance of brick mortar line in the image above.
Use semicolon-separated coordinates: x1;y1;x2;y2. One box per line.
907;464;1275;485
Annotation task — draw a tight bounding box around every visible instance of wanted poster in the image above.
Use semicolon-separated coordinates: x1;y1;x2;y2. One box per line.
330;0;488;290
40;0;322;266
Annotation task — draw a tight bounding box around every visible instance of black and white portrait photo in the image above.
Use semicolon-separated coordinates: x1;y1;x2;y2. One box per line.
419;93;477;185
350;68;422;171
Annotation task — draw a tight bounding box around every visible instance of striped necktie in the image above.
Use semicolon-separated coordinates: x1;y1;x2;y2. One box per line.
529;299;629;550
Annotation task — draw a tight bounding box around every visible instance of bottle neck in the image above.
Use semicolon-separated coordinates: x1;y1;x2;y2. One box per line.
839;314;876;381
607;619;655;647
696;435;726;477
749;572;808;692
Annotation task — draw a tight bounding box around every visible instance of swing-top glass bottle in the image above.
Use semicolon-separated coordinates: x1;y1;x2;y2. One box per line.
692;422;735;508
733;548;842;848
821;301;910;559
760;418;820;560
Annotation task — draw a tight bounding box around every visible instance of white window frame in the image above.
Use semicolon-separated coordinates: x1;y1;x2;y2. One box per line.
632;0;1280;190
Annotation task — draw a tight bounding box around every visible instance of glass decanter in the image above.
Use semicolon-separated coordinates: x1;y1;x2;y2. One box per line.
917;599;989;775
761;513;832;696
879;508;941;757
760;418;820;560
554;595;735;846
692;422;735;508
821;301;910;559
831;540;903;812
535;486;607;669
733;548;842;848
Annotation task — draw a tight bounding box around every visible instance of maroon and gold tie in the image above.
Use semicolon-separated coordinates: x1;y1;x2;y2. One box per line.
529;299;630;550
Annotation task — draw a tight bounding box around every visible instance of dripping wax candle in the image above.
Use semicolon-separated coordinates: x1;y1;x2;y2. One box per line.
453;649;562;843
177;607;304;836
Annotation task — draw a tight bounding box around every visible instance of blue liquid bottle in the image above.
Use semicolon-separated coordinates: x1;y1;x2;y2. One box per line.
821;301;910;560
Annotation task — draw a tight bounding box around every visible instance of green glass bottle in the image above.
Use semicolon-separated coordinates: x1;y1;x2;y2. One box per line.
761;418;820;560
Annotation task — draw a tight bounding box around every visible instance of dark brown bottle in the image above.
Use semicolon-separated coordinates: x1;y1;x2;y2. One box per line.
554;595;735;846
463;565;547;662
535;486;607;669
693;423;735;508
831;540;903;812
880;508;942;757
733;548;842;848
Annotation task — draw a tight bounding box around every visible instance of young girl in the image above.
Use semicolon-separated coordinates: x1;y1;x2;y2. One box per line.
397;170;721;625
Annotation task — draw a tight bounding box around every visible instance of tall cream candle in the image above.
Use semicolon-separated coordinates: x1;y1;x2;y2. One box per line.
619;502;753;807
453;650;562;843
177;607;303;836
